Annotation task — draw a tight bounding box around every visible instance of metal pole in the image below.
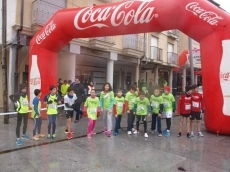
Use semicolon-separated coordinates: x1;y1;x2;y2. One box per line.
188;37;194;85
2;0;9;124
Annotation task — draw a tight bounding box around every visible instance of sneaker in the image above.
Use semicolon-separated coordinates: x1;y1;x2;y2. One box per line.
178;132;182;137
150;130;156;134
65;129;74;134
127;131;132;135
165;130;170;137
198;132;204;137
133;130;138;134
132;128;136;132
191;131;194;137
113;132;118;136
158;133;162;137
103;128;107;133
16;139;23;146
32;136;39;141
187;133;191;138
107;131;111;137
144;133;149;138
47;134;51;139
91;131;97;135
52;134;56;139
21;134;30;140
67;133;72;140
87;134;91;138
38;134;45;138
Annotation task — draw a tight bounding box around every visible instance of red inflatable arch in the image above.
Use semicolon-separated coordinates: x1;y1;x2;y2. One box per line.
29;0;230;134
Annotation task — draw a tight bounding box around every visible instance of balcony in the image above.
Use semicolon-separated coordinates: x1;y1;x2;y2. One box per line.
167;52;178;66
167;30;179;39
122;34;145;57
150;46;163;62
32;0;65;32
89;36;116;50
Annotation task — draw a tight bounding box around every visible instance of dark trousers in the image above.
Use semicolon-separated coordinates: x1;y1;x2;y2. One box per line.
48;115;57;135
127;110;135;132
166;118;171;130
16;113;28;138
33;118;42;136
75;103;81;120
151;113;162;133
136;115;147;132
114;115;122;133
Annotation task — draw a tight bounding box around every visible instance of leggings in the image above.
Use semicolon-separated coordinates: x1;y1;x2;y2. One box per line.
136;115;147;133
33;118;42;136
166;118;171;130
88;118;96;135
48;115;57;135
16;113;28;138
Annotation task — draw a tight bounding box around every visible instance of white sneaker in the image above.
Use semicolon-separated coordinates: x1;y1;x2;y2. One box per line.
158;133;162;137
132;128;136;132
127;131;132;135
191;131;194;137
144;133;148;138
198;132;204;137
133;130;138;134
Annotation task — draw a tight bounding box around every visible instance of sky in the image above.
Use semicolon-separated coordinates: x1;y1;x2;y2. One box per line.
215;0;230;13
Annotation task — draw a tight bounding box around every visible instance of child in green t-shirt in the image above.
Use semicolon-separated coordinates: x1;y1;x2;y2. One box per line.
100;83;114;137
133;91;151;138
113;89;125;136
84;89;100;138
150;87;163;137
162;86;176;137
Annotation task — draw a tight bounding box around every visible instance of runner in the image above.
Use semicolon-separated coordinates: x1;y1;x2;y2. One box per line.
43;86;61;139
64;87;77;140
9;84;30;146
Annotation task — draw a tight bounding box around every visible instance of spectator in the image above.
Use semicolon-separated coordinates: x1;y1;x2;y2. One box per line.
58;78;63;96
88;82;95;96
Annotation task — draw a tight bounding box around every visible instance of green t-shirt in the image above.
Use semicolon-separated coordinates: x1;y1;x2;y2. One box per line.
100;91;114;109
84;97;100;120
150;95;163;114
114;96;125;115
135;97;150;115
162;93;175;112
17;96;29;113
125;91;137;110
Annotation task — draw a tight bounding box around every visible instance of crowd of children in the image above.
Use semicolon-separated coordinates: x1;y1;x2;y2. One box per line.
9;82;204;146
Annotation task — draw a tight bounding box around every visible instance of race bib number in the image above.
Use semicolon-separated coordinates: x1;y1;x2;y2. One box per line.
192;101;199;108
138;106;144;111
104;94;110;99
117;102;123;108
185;104;191;110
22;100;28;106
151;102;159;108
49;104;57;109
90;108;97;113
164;102;170;107
165;111;172;118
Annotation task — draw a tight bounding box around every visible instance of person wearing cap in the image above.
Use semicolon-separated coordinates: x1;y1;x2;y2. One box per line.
162;86;176;137
9;83;30;146
177;85;193;138
43;86;61;139
190;85;204;137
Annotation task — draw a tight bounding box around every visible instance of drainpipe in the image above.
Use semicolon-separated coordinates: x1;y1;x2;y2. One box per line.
15;0;24;91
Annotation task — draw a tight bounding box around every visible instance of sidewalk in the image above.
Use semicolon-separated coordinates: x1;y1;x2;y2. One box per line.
0;112;229;172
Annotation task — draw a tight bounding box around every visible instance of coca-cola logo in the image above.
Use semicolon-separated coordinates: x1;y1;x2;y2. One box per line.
36;21;56;44
220;72;230;82
74;0;158;30
185;2;223;26
30;78;41;85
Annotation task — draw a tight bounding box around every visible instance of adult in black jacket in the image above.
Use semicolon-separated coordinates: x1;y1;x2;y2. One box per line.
73;78;85;123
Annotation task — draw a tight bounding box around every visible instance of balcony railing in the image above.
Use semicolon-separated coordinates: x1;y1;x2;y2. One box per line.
32;0;65;26
167;52;178;65
150;46;163;61
167;30;179;39
90;36;115;44
123;34;144;51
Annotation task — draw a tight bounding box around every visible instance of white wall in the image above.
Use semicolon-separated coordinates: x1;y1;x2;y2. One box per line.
0;0;17;44
58;51;76;81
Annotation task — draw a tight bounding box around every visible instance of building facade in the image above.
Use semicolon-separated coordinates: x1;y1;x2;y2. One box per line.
0;0;185;108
